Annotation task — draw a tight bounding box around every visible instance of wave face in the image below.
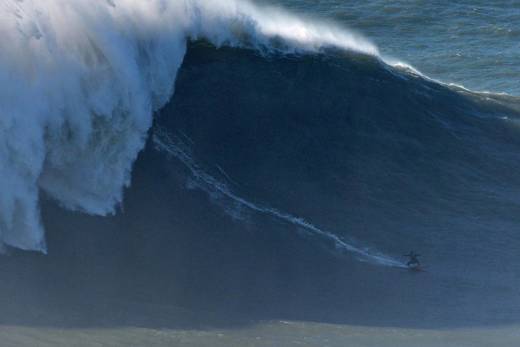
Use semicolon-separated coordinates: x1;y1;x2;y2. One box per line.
155;41;520;269
0;0;376;252
2;0;520;272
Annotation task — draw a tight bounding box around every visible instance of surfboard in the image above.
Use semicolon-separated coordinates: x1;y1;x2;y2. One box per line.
407;264;424;272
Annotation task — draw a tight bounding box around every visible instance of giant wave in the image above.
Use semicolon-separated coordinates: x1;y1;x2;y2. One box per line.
2;0;520;271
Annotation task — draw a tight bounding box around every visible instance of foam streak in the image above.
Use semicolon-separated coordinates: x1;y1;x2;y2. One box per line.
153;129;405;268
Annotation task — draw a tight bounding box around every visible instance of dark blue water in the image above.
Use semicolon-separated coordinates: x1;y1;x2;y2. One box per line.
157;40;520;305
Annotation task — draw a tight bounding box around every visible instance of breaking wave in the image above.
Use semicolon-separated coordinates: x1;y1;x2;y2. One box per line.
2;0;520;270
0;0;378;252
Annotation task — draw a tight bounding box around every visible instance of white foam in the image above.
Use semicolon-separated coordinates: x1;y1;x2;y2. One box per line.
386;57;520;101
0;0;379;252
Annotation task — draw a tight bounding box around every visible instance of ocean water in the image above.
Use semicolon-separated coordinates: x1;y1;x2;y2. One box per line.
266;0;520;95
1;1;520;346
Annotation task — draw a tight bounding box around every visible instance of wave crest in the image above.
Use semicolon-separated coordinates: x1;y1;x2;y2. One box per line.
0;0;378;251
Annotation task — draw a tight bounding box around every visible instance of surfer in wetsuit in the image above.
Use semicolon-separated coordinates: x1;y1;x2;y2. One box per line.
404;251;421;267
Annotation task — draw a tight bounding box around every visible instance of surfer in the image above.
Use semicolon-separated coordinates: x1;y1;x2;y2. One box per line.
404;251;421;267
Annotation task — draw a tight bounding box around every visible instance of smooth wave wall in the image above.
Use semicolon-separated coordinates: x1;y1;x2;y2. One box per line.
157;41;520;272
153;128;405;267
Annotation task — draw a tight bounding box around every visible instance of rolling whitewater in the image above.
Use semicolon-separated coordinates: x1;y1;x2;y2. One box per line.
1;1;520;346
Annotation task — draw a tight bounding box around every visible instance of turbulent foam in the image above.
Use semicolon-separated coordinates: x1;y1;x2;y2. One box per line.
0;0;378;251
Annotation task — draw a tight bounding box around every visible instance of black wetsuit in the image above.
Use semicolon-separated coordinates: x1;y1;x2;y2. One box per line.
404;252;421;266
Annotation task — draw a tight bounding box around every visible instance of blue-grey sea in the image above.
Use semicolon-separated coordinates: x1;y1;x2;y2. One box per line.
1;1;520;346
269;0;520;95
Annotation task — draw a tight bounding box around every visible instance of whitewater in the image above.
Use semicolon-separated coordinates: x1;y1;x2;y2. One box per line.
0;0;381;253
